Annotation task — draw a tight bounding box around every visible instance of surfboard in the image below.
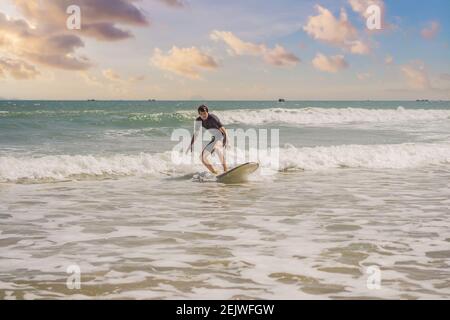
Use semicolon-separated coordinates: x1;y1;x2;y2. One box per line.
216;162;259;184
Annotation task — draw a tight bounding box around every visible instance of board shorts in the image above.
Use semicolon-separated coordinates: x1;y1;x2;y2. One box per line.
202;132;224;156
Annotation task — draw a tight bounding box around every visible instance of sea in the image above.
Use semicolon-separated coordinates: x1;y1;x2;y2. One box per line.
0;100;449;299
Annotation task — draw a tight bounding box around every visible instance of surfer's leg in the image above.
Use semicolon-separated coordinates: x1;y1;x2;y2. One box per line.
201;152;218;174
201;139;218;174
214;142;227;172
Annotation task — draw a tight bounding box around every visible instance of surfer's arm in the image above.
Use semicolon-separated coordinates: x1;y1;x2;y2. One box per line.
187;120;202;153
219;127;228;148
187;126;202;153
187;132;197;153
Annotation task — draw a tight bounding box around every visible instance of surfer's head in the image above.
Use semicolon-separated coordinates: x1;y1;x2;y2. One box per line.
198;105;209;120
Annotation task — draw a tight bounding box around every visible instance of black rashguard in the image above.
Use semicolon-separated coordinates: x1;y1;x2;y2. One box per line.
195;113;226;144
196;113;223;130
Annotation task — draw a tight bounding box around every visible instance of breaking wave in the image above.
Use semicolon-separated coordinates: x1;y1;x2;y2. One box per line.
216;107;450;125
2;107;449;127
1;142;449;183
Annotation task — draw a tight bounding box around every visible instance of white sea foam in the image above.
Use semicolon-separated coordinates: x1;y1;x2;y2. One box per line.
0;152;191;183
275;143;450;170
214;107;450;125
3;107;449;125
128;107;450;125
1;143;449;183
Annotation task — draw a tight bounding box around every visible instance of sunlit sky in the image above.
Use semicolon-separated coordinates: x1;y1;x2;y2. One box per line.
0;0;449;100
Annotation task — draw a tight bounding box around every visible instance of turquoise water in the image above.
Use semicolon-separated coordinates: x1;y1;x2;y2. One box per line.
1;100;449;156
0;101;449;299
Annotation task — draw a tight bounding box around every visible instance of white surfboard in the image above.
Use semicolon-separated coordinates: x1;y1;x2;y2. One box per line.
216;162;259;184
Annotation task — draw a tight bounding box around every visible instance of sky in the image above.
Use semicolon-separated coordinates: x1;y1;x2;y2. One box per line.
0;0;449;100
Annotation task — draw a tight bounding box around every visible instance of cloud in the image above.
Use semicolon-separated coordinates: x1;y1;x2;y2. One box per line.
401;61;430;90
0;13;91;71
0;57;40;79
150;46;218;79
421;21;440;40
210;30;264;56
357;72;372;80
349;40;370;55
158;0;185;7
303;5;370;55
130;75;146;82
103;69;121;81
385;55;393;65
312;53;348;73
0;0;155;75
210;30;300;67
81;70;146;92
12;0;149;41
348;0;385;19
79;71;102;86
82;23;133;41
102;68;145;83
263;45;300;66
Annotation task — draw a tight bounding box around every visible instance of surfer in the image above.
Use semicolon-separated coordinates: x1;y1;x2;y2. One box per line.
187;105;228;175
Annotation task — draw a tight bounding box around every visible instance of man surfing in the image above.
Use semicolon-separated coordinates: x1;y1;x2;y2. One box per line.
187;105;228;175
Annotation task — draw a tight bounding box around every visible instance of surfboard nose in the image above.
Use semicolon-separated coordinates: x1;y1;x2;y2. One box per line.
216;162;259;184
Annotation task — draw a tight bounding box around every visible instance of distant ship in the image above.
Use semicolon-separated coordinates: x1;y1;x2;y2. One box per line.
87;99;96;102
278;98;286;102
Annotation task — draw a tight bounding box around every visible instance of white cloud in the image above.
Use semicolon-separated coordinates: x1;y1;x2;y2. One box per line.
385;55;393;65
303;5;370;55
401;61;430;90
357;72;372;80
79;71;102;86
150;46;218;79
0;57;40;79
348;40;370;55
210;30;263;56
210;30;300;67
348;0;385;19
263;45;300;66
312;53;348;73
158;0;185;7
102;69;121;81
421;21;440;40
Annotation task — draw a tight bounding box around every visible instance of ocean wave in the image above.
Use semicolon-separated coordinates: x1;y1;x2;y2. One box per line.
216;107;450;125
1;143;449;183
276;143;450;171
0;110;112;118
124;107;450;126
2;107;449;126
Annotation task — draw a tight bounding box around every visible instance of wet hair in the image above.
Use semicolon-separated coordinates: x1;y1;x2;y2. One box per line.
198;105;209;113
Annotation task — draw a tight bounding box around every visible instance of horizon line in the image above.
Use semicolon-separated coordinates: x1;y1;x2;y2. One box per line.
1;99;448;102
